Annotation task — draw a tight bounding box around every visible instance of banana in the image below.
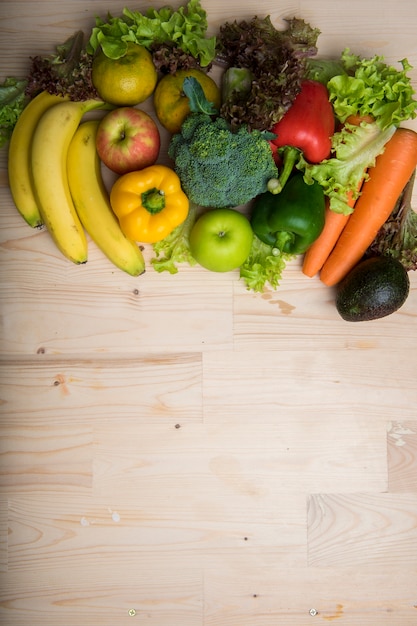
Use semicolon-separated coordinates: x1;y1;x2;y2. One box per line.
67;120;146;276
30;98;108;264
8;91;68;227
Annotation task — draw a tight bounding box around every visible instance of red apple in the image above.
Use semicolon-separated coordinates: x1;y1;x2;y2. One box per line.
96;107;161;175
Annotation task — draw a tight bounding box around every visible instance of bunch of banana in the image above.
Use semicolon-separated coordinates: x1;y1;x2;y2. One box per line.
7;93;145;275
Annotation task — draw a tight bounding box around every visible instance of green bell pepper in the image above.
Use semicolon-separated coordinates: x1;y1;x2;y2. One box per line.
250;172;326;255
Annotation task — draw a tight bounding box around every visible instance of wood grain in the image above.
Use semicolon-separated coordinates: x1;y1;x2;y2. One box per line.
387;421;417;492
307;492;417;567
204;566;417;625
1;1;417;624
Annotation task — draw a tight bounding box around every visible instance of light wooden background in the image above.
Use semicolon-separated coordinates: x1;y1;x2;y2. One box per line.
1;1;417;625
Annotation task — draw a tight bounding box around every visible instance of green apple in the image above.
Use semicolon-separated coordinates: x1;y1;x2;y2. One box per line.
189;208;253;272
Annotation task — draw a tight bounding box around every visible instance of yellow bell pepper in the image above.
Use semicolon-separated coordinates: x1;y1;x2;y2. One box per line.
109;164;189;243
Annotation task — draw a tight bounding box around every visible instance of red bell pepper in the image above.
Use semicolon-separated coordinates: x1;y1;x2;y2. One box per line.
271;79;335;162
267;80;335;194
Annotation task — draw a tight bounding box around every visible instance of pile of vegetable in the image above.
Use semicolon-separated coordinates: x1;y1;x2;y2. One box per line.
2;0;417;321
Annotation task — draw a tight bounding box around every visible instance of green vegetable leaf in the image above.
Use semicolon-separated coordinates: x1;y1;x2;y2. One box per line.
239;234;291;292
298;121;396;214
305;57;347;84
97;35;129;60
0;77;28;147
327;48;417;129
151;203;198;274
182;76;218;115
87;0;216;66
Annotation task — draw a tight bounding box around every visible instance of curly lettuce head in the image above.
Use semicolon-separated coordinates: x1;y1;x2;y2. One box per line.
328;48;417;130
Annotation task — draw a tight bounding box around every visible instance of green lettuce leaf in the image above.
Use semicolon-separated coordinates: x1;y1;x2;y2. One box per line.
151;203;198;274
88;0;216;66
305;57;347;84
299;121;396;214
239;234;291;292
327;48;417;129
0;77;28;147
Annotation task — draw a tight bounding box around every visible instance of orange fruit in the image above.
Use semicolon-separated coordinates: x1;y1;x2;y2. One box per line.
92;42;158;106
153;68;221;134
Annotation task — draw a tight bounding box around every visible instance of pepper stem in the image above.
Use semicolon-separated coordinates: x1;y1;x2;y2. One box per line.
267;146;301;195
274;230;295;252
141;187;166;214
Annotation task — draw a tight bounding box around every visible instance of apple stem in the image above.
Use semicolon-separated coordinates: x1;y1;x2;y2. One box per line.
141;187;166;214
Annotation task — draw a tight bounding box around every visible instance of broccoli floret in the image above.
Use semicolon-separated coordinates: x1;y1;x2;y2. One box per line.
168;113;278;208
177;112;210;141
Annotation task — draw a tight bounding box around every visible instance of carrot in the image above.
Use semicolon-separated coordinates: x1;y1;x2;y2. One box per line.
320;127;417;286
345;113;375;126
302;114;371;278
302;196;352;277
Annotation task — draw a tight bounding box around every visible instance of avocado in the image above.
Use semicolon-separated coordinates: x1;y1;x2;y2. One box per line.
335;256;410;322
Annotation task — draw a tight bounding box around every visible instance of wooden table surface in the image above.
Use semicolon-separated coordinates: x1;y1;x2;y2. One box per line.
1;1;417;624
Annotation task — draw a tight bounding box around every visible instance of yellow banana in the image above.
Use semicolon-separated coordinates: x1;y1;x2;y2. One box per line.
30;98;109;264
67;120;145;276
8;91;68;227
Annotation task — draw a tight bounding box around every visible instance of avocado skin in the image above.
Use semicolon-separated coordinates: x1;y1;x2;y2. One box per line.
335;256;410;322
